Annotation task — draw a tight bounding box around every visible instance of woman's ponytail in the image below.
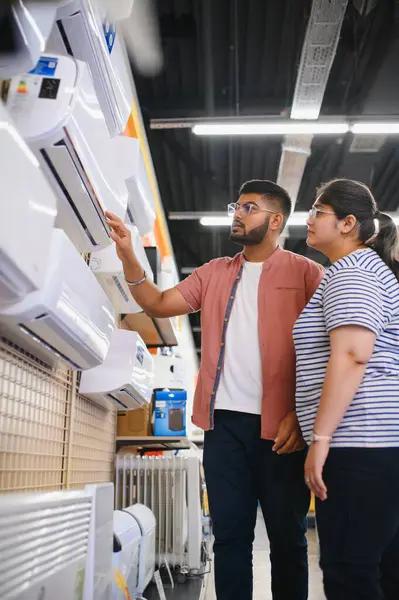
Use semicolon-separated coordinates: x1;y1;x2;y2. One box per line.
370;212;399;282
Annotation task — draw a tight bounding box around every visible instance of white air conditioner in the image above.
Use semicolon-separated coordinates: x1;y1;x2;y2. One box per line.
79;329;154;410
0;101;57;308
47;0;133;137
89;225;153;314
0;229;116;370
5;54;129;254
115;136;156;236
0;1;61;77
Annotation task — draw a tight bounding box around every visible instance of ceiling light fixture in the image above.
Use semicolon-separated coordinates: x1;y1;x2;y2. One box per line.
193;122;349;136
200;212;399;228
351;123;399;135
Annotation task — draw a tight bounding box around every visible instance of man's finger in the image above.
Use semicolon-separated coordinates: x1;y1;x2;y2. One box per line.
277;432;297;454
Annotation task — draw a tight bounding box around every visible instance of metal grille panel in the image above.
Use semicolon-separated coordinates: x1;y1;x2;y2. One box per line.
0;338;71;493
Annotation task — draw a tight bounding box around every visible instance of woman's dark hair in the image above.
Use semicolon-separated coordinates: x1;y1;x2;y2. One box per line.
317;178;399;281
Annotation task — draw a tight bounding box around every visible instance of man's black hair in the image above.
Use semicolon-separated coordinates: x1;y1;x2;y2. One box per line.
239;179;292;230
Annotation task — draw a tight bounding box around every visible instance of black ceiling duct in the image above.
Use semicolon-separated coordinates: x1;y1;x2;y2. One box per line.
351;0;379;16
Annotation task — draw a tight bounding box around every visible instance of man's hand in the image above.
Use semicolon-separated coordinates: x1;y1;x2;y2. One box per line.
105;211;135;263
272;411;305;455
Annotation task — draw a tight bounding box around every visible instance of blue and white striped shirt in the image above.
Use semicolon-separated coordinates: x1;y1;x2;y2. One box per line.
294;248;399;448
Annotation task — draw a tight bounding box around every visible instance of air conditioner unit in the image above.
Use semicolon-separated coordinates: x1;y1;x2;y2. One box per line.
5;54;129;254
0;228;116;370
47;0;133;137
89;226;154;314
0;101;57;308
0;1;61;78
79;329;154;410
115;136;156;236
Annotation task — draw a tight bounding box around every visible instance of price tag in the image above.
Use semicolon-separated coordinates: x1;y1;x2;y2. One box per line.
153;571;167;600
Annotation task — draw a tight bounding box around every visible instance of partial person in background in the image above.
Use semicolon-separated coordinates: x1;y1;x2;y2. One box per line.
106;179;324;600
294;179;399;600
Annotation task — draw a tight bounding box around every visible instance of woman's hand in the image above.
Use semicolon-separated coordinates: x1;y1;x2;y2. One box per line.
105;211;134;263
304;440;330;501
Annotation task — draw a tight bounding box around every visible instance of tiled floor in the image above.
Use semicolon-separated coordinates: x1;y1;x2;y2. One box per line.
205;511;325;599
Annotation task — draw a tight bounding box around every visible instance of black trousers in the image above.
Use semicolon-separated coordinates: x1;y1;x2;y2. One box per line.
203;410;310;600
316;447;399;600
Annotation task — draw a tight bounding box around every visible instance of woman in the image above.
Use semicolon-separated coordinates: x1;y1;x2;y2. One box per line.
293;178;399;600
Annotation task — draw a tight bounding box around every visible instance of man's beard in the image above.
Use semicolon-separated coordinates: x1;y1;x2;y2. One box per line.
230;217;270;246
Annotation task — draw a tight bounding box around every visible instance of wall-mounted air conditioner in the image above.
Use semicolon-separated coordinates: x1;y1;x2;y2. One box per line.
47;0;133;137
0;229;116;370
79;330;154;410
115;136;156;236
0;101;57;308
89;226;153;314
5;54;129;254
0;1;60;77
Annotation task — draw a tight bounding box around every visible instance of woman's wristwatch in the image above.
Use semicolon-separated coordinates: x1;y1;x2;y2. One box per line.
311;432;332;443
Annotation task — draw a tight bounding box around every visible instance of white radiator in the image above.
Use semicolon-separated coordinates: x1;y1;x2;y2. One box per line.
115;455;203;573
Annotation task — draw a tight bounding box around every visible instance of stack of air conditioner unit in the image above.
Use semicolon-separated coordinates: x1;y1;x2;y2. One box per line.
0;228;116;370
48;0;134;136
0;101;57;308
79;329;154;410
5;54;130;254
89;225;153;314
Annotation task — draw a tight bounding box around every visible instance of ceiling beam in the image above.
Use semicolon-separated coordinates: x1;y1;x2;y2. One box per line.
277;0;349;230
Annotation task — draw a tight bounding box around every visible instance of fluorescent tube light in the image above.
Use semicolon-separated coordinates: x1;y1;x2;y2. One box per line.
193;122;349;136
351;123;399;135
200;216;233;226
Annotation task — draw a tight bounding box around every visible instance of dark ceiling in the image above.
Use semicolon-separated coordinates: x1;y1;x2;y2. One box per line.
134;0;399;352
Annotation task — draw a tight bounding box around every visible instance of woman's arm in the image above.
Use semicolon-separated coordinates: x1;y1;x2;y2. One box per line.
313;325;376;437
305;325;376;500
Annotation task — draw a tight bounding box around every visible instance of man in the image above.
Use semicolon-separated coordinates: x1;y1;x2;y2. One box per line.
106;180;324;600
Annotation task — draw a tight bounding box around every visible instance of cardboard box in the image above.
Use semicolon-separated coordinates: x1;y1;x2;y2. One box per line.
117;403;153;437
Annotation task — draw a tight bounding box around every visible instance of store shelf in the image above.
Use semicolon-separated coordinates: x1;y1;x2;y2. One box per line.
121;312;178;347
116;435;192;453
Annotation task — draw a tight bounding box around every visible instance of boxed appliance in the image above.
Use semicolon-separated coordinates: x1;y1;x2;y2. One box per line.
153;389;187;437
117;403;153;437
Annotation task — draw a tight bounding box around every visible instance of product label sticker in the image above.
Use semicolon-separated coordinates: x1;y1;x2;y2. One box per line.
4;74;41;119
39;78;60;100
29;56;58;77
103;19;116;54
136;344;144;365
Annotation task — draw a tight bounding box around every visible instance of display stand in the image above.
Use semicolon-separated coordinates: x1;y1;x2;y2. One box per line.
116;436;192;454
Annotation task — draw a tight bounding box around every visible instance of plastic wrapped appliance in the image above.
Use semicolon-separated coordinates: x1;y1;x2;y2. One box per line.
5;54;129;253
47;0;133;136
89;225;153;314
123;504;156;594
0;101;57;308
0;228;116;369
79;329;154;410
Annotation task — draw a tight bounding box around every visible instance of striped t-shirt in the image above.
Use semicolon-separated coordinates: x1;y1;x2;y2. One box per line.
294;248;399;448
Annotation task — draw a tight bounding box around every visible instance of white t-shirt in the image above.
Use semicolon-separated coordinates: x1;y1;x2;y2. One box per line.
215;261;263;414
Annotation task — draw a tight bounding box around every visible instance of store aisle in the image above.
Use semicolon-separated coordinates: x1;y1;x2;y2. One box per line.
205;510;325;599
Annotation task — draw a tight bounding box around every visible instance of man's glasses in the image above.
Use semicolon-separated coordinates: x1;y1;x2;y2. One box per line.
227;202;278;217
